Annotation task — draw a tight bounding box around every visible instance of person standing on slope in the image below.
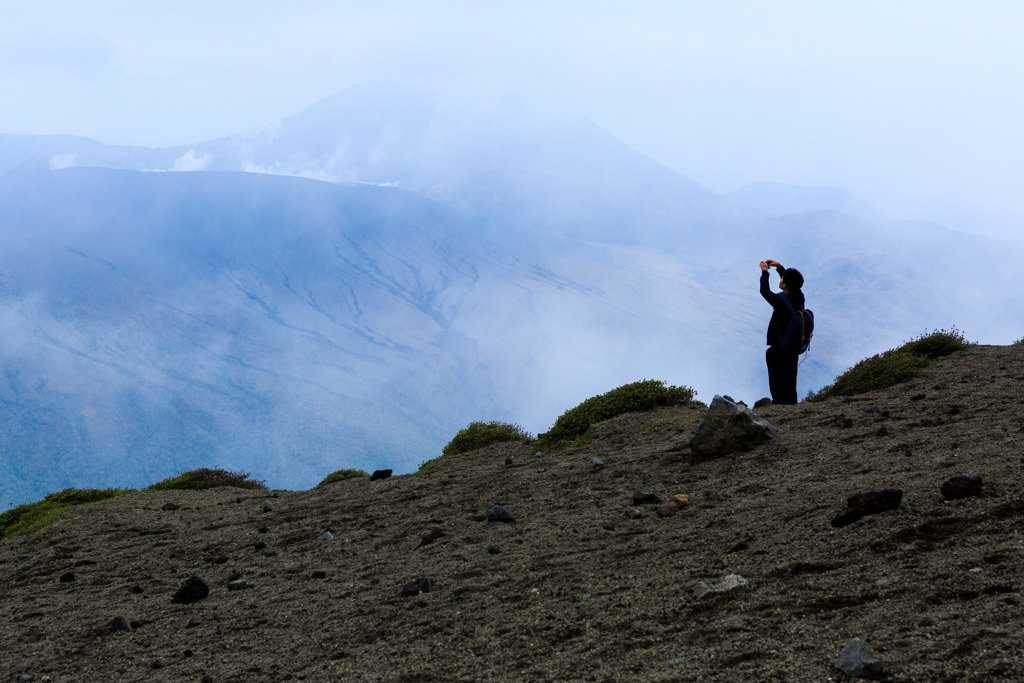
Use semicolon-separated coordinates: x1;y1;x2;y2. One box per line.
760;259;805;404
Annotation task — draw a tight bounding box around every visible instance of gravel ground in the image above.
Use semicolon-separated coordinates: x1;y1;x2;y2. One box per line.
3;344;1023;682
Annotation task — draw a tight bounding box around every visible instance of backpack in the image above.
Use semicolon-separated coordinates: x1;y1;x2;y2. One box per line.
777;293;814;355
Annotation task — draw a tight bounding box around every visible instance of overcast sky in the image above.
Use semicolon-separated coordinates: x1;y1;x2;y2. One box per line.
2;1;1022;239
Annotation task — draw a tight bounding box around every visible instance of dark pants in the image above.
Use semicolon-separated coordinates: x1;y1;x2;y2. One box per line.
766;346;799;404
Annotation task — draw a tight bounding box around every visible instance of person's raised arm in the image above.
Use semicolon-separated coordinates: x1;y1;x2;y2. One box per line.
760;261;774;300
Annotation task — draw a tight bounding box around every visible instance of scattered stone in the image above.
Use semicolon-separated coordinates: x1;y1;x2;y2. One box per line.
625;508;643;520
689;395;779;465
487;505;516;523
941;474;983;500
753;397;772;408
534;452;543;458
862;405;880;414
487;546;501;555
590;458;604;471
602;520;617;531
206;555;228;564
910;394;926;401
401;577;432;596
59;571;75;583
150;661;163;669
833;637;884;679
726;540;749;553
656;503;679;518
18;675;34;682
633;492;663;505
257;525;268;534
15;553;29;563
504;456;515;465
315;531;335;543
227;571;242;582
669;494;690;508
262;500;274;513
236;496;249;503
311;571;327;579
110;616;133;633
253;542;267;551
370;469;392;481
226;580;252;591
831;489;904;528
841;417;854;428
131;585;144;594
417;527;445;548
161;502;180;511
171;576;210;604
875;425;889;436
693;574;749;601
968;567;983;573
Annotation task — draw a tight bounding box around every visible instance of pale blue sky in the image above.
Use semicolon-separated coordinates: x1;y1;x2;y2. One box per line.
2;1;1022;239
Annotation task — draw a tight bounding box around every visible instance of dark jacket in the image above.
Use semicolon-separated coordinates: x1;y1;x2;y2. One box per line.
761;266;805;347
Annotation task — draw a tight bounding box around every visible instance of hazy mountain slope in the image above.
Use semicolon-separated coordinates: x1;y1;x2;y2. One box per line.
725;181;883;220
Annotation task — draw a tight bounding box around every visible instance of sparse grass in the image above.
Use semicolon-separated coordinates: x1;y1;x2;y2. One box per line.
315;468;367;488
1;488;130;539
537;379;696;452
807;328;972;402
145;467;267;492
416;421;534;475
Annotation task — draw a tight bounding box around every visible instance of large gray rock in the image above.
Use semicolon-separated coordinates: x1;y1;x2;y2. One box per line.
689;395;778;465
833;637;884;679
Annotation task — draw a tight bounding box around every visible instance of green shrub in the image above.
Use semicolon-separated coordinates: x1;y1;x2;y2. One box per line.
538;379;696;450
315;468;367;488
1;487;129;539
415;421;534;475
808;328;971;402
442;421;533;457
146;467;267;492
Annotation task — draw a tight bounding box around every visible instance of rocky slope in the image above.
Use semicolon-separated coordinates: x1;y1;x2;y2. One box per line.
2;344;1023;682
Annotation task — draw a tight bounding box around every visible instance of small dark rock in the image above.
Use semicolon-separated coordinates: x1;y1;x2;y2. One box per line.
370;469;392;481
131;585;144;594
833;637;884;679
257;525;268;534
632;491;663;505
227;571;242;582
161;502;180;511
862;405;880;414
207;555;229;564
841;417;854;428
601;520;617;531
226;580;252;591
150;660;163;669
311;571;327;579
59;571;76;583
315;531;334;543
110;616;133;633
910;394;926;401
590;458;604;470
831;489;904;528
262;500;274;513
253;542;267;551
726;540;749;553
904;449;913;457
625;508;642;519
487;505;516;523
875;425;889;436
14;553;29;563
417;527;445;548
183;650;194;658
130;620;141;629
401;577;432;596
487;546;501;555
753;397;772;408
19;675;34;682
236;496;249;503
655;503;679;518
171;576;210;604
941;475;983;500
504;456;514;465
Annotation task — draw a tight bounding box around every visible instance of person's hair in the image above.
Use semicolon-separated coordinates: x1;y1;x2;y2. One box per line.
782;268;804;291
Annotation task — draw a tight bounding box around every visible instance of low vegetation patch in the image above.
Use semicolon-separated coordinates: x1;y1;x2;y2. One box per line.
538;379;696;451
315;468;367;488
808;328;971;402
146;467;267;492
417;421;534;475
1;488;129;539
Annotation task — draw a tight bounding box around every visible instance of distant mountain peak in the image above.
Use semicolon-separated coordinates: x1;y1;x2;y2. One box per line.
725;181;883;221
